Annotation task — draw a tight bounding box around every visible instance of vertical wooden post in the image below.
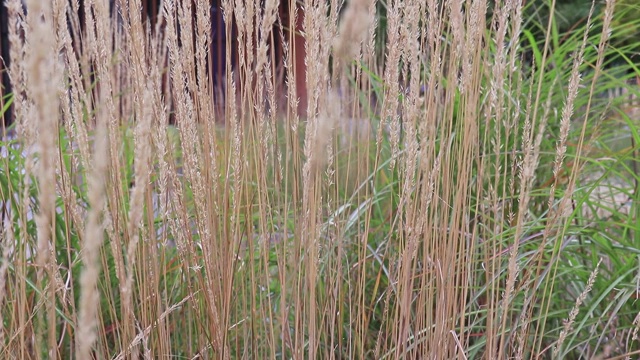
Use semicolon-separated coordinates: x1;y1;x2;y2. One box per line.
151;0;158;27
280;0;308;117
211;0;227;102
0;1;10;126
292;2;307;117
142;0;148;24
209;0;239;116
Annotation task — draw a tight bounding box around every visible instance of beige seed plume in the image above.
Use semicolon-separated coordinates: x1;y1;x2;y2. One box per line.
333;0;373;62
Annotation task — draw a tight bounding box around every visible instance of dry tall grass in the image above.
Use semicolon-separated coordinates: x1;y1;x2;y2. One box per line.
1;0;634;358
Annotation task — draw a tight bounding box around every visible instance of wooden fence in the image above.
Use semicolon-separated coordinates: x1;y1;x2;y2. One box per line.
0;0;307;126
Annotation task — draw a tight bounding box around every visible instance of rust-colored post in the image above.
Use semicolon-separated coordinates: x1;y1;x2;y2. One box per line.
292;2;307;117
0;1;9;126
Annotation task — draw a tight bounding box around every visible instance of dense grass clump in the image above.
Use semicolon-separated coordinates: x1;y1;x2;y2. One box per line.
1;0;640;358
